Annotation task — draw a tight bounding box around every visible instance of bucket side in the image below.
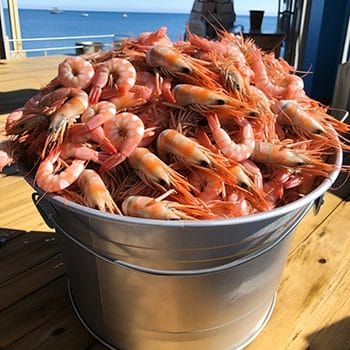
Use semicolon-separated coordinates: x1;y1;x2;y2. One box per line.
47;200;307;270
62;221;294;350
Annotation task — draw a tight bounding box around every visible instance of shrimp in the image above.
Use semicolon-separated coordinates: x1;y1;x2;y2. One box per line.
121;190;212;220
43;56;94;91
128;147;198;203
68;123;117;155
188;167;224;201
157;129;240;188
246;44;305;100
23;92;44;110
5;108;24;133
219;60;247;97
173;84;227;106
207;114;255;162
272;100;350;149
0;140;15;171
228;163;269;211
108;71;158;110
146;46;219;89
133;26;173;47
44;88;88;153
272;100;325;135
100;112;145;172
246;45;285;99
226;191;253;216
251;142;334;177
88;58;136;104
78;169;122;214
146;45;192;75
81;101;116;130
60;142;108;164
157;128;211;167
263;169;303;209
35;149;85;192
172;84;257;118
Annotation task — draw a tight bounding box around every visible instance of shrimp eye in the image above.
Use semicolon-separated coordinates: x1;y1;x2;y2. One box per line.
239;181;249;189
158;179;168;188
249;111;257;117
182;67;191;74
200;160;210;168
296;161;306;166
216;99;226;105
315;129;323;135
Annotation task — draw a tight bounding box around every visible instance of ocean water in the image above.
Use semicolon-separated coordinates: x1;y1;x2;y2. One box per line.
4;9;277;57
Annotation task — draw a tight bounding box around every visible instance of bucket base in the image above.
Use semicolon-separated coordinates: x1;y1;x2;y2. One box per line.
68;279;276;350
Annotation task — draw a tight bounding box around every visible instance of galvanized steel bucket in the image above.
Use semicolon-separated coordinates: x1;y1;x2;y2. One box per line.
25;148;342;350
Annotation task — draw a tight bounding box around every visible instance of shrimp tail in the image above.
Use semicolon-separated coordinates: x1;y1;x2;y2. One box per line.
100;153;126;173
89;86;103;105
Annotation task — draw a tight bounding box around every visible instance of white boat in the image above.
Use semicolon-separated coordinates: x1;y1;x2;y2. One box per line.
81;13;89;17
49;7;63;14
122;13;128;18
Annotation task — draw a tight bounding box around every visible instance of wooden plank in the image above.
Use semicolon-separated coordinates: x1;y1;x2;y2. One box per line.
0;174;53;232
0;231;60;284
0;276;70;348
7;306;96;350
247;192;350;349
0;253;65;311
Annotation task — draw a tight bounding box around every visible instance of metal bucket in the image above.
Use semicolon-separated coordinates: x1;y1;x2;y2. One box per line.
26;148;342;350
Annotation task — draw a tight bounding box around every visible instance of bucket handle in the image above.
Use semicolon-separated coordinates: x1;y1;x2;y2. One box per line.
31;192;57;229
49;205;309;276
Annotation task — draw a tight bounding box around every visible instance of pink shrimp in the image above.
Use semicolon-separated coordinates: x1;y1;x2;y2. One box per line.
0;140;15;171
43;56;94;91
108;71;158;110
78;169;122;214
5;108;24;133
89;58;136;104
226;190;253;216
35;149;85;192
207;114;255;162
251;142;335;177
81;101;116;130
23;92;44;110
128;147;198;203
121;190;212;220
246;45;285;99
133;26;173;47
67;124;116;155
172;84;257;118
188;167;224;201
146;46;220;89
100;112;145;172
44;88;88;152
272;100;326;135
60;142;108;164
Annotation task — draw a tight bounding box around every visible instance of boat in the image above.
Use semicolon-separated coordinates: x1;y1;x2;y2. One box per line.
81;13;89;17
49;7;63;14
122;13;128;18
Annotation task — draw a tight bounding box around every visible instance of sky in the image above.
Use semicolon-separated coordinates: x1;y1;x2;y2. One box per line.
13;0;279;16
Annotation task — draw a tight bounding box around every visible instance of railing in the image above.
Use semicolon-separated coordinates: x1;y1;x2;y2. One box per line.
5;33;129;57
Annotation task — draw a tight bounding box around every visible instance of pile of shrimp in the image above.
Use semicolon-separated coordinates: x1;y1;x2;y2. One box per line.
1;26;349;220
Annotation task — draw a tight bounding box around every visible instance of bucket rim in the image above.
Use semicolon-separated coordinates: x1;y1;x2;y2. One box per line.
22;147;342;228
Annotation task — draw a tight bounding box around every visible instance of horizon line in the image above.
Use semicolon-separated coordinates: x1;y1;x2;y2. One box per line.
10;7;278;16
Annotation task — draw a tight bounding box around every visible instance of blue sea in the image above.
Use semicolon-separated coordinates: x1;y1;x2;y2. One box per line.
4;9;277;57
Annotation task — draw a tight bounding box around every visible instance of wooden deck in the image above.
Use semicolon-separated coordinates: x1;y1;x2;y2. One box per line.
1;56;350;350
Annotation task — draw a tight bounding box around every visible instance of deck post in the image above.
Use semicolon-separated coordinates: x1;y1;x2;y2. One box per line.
0;1;9;59
7;0;25;58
